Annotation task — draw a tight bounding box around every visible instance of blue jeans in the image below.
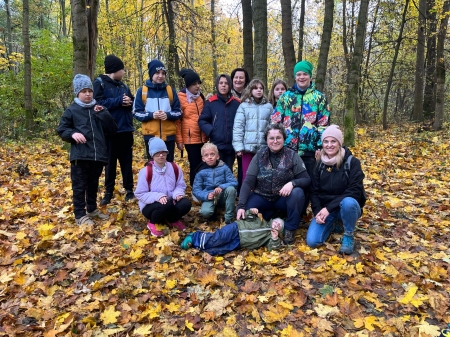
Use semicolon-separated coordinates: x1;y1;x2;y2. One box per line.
245;188;305;231
192;222;240;255
306;197;361;248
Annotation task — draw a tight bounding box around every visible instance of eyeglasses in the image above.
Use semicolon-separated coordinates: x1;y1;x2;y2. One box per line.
154;152;168;157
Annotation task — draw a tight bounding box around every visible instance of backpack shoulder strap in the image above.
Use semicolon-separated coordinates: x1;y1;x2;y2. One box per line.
318;161;326;178
146;162;153;190
170;162;179;181
166;85;174;104
142;85;148;105
344;155;353;179
96;76;104;89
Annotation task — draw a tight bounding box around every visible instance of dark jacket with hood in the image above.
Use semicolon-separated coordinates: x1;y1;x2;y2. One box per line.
57;102;117;163
310;147;366;215
93;75;134;133
198;74;240;153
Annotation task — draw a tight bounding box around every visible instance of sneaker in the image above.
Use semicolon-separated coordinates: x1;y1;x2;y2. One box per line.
86;209;109;220
171;220;186;231
147;222;164;237
100;193;112;205
339;234;355;254
76;215;95;225
284;229;295;244
125;190;135;201
332;219;344;234
180;234;193;250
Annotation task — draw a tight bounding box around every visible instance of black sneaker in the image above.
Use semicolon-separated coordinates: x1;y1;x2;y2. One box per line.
125;190;135;201
284;229;295;244
100;193;112;205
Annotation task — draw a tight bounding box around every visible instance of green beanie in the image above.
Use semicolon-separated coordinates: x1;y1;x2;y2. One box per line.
293;60;313;77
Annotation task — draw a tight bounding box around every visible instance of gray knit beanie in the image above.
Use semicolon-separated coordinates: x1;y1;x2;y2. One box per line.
149;137;168;157
73;74;93;97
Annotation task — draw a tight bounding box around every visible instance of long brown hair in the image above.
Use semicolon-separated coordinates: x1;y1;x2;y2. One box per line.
240;79;267;103
268;79;288;107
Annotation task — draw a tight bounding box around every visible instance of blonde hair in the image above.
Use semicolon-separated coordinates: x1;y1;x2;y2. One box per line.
201;142;219;156
268;79;288;107
241;79;267;103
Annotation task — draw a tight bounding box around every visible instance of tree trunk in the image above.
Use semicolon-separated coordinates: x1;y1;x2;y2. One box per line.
412;0;427;121
211;0;218;81
423;0;437;118
23;0;34;134
342;0;351;71
382;0;409;130
59;0;67;37
241;0;253;79
280;0;296;84
71;0;90;76
344;0;369;146
5;0;13;57
86;0;99;78
433;0;449;130
163;0;180;87
297;0;305;62
253;0;267;86
315;0;334;93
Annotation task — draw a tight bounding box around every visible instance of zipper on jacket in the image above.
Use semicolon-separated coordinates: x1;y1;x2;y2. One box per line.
195;100;201;142
88;109;97;161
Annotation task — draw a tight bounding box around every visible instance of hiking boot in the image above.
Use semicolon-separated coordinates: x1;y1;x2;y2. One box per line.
332;219;344;234
100;193;112;205
86;209;109;220
171;220;186;231
284;229;295;244
76;215;95;226
180;234;193;250
147;221;164;237
339;234;355;254
125;190;135;201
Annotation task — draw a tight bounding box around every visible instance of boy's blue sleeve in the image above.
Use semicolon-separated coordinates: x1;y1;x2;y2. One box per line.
132;87;154;122
192;171;211;201
93;79;123;109
166;87;182;121
218;166;238;189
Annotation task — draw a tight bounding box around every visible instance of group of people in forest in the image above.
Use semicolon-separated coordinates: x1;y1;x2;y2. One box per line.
57;55;366;256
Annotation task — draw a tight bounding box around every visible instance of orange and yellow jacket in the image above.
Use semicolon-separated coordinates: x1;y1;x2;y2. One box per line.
175;88;208;144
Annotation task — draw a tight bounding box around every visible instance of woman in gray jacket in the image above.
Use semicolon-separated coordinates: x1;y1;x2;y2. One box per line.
232;79;273;181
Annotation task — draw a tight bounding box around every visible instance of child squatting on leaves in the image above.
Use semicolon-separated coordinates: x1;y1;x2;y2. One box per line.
180;208;284;256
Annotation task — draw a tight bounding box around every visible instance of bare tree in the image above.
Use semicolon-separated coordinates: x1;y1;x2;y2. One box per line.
433;0;449;130
382;0;409;130
412;0;426;121
23;0;34;133
297;0;305;61
280;0;296;83
315;0;334;93
253;0;268;86
242;0;253;79
344;0;369;146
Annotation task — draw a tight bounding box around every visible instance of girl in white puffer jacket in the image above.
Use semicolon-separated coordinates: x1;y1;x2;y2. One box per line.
232;79;274;182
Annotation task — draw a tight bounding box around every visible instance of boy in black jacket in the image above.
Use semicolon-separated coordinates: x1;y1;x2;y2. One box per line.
57;74;117;225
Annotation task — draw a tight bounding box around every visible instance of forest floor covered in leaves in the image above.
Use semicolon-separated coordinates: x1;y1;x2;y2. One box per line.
0;123;449;337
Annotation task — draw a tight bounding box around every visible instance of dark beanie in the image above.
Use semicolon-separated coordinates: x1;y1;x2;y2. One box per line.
104;54;124;74
179;68;201;88
148;59;166;79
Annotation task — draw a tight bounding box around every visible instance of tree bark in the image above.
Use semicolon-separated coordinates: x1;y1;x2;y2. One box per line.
253;0;268;86
5;0;13;57
211;0;218;81
280;0;296;84
315;0;334;93
382;0;409;130
297;0;305;62
342;0;351;71
86;0;99;78
59;0;67;37
423;0;437;118
163;0;180;87
241;0;253;79
71;0;90;76
23;0;34;134
433;0;449;130
412;0;427;121
344;0;369;146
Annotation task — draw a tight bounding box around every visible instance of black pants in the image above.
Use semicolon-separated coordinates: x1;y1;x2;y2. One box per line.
301;155;317;215
144;138;175;162
218;149;235;173
104;132;134;194
185;143;204;187
237;155;242;195
71;160;104;218
142;198;192;223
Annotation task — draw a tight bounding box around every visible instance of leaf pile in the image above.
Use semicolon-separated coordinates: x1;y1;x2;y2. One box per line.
0;124;449;336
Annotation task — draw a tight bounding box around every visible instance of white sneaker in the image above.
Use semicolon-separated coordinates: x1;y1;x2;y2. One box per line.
86;209;108;220
76;215;94;225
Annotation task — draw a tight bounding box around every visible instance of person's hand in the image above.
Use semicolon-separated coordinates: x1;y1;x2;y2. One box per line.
279;182;294;197
315;207;329;224
94;105;104;112
159;196;168;204
315;149;321;160
250;208;258;214
72;132;86;143
177;143;184;151
207;192;214;200
236;151;242;157
175;195;184;202
159;110;168;120
214;187;222;195
236;209;246;219
122;93;132;106
153;110;163;119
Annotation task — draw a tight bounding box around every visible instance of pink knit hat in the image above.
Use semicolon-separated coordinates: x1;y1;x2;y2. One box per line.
321;125;343;146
